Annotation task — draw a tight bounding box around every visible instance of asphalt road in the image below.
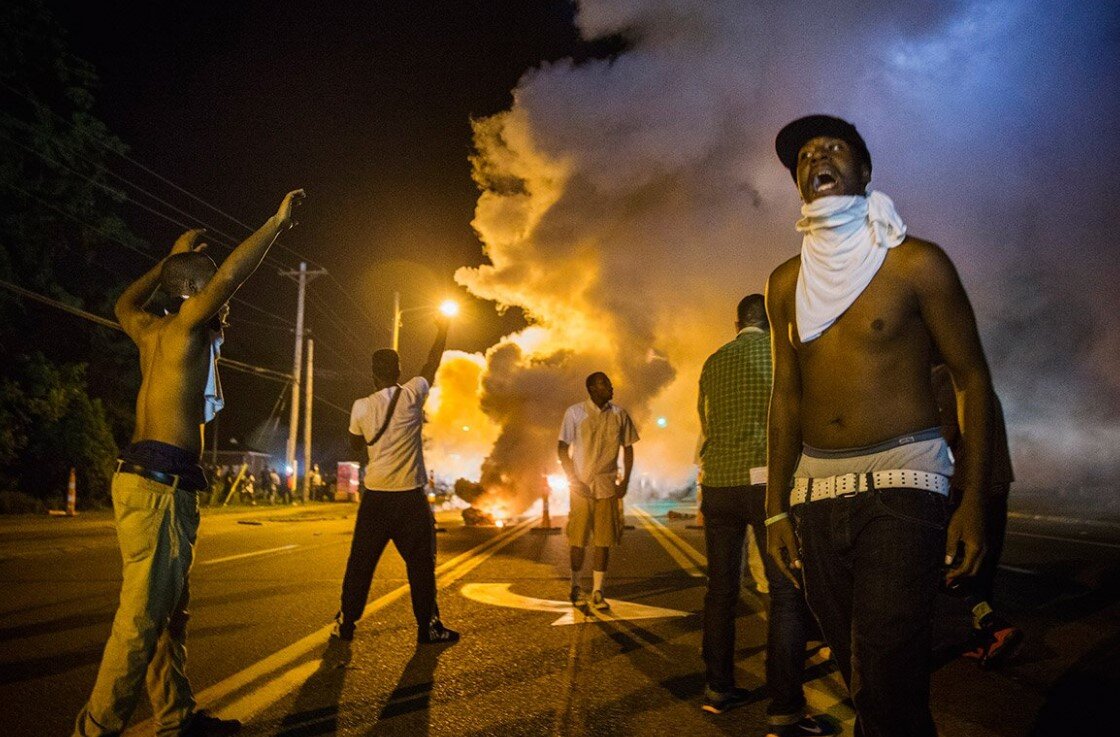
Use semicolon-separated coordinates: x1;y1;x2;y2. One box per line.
0;499;1116;737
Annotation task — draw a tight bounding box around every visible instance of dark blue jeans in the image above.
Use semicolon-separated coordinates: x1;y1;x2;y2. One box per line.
701;484;813;723
792;488;948;737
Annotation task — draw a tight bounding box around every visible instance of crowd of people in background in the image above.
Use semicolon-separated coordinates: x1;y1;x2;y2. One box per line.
198;462;331;506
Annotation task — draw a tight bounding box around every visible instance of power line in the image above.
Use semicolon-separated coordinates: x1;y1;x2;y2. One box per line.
0;278;294;383
4;85;385;347
2;179;296;327
0;111;249;249
0;79;325;269
0;116;301;275
313;394;352;417
324;272;389;337
305;288;370;354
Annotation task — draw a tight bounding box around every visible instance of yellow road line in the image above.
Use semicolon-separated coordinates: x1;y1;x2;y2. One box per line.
124;516;539;734
630;506;706;576
633;505;855;730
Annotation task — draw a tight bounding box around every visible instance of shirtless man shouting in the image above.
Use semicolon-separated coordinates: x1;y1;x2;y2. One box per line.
74;190;304;737
764;116;990;737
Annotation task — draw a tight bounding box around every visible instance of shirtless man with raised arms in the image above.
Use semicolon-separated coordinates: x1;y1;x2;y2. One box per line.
763;115;990;737
74;189;304;737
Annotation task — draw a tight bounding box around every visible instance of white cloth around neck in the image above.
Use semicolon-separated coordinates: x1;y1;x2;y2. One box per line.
795;190;907;343
204;332;224;423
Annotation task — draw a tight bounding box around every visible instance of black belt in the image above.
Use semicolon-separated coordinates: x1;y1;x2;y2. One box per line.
115;461;204;491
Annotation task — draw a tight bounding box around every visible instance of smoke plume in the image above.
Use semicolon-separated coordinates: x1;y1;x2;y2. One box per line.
426;0;1120;513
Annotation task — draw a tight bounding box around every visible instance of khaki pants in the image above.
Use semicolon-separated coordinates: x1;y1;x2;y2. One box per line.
74;471;200;736
567;494;623;547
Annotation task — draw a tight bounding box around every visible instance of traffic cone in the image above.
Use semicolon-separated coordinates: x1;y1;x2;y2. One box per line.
66;467;77;516
532;491;560;533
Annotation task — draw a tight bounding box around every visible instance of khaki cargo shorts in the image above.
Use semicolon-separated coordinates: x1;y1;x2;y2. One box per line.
567;493;623;547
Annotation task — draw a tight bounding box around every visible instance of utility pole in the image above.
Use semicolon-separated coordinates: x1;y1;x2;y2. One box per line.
302;338;314;502
279;262;326;496
392;290;401;352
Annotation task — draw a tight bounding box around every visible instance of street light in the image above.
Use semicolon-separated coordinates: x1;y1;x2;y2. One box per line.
392;292;461;351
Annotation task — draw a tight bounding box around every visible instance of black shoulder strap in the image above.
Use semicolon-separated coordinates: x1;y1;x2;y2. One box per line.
366;385;403;447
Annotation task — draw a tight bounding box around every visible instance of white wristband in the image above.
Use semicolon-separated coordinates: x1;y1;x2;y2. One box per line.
764;512;789;527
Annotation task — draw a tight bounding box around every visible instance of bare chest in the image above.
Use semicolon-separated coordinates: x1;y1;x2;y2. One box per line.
794;266;922;359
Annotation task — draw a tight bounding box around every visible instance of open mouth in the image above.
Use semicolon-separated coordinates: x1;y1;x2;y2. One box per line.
811;172;838;193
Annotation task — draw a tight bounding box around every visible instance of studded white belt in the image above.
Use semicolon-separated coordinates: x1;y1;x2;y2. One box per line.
789;469;950;507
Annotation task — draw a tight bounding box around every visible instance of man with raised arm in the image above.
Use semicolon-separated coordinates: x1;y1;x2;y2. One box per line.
332;316;459;644
558;372;639;611
75;190;305;737
764;115;991;736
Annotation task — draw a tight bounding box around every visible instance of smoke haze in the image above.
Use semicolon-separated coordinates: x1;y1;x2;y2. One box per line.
425;0;1120;512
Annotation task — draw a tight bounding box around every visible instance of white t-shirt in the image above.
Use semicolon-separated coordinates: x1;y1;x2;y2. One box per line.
349;376;430;491
559;400;640;499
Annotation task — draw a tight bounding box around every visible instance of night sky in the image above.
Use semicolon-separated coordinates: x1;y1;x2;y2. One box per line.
30;1;1120;493
50;0;610;449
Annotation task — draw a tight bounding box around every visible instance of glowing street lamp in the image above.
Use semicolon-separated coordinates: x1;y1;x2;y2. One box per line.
392;293;461;351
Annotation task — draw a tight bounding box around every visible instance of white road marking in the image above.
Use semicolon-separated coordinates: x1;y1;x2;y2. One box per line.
198;544;298;565
123;516;540;735
1007;530;1120;549
634;505;856;730
998;563;1044;575
460;582;689;625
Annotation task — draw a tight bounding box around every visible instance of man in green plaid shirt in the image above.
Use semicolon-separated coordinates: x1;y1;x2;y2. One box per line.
697;295;829;736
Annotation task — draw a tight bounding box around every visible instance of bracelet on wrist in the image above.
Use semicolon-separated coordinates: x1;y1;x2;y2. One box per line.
764;512;789;527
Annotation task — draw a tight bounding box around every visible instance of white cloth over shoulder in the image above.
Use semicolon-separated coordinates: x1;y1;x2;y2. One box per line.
204;332;224;423
795;191;907;343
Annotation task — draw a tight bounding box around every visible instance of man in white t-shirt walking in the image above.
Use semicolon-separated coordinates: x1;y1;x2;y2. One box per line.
332;316;458;644
558;372;640;610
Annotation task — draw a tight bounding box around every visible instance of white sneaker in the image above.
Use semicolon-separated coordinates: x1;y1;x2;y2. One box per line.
590;590;610;611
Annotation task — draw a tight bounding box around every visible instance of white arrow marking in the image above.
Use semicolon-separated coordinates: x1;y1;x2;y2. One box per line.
460;583;690;626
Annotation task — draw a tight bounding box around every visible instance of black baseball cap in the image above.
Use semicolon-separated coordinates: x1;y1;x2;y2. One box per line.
775;115;871;182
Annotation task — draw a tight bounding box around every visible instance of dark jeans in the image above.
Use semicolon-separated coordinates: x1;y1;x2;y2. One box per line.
701;484;814;722
792;488;948;737
339;488;437;630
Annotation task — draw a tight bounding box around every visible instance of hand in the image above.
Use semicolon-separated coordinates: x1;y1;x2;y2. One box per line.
275;189;306;230
171;228;207;255
945;498;985;584
766;517;802;589
571;478;592;498
615;480;629;499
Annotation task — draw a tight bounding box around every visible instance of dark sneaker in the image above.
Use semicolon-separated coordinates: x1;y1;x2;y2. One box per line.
701;686;752;714
182;710;241;736
419;620;460;645
767;715;837;737
979;623;1023;669
963;615;1023;668
569;585;587;607
590;590;610;611
330;616;355;642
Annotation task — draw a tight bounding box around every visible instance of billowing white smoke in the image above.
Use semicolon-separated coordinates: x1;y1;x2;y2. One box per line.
429;0;1120;512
